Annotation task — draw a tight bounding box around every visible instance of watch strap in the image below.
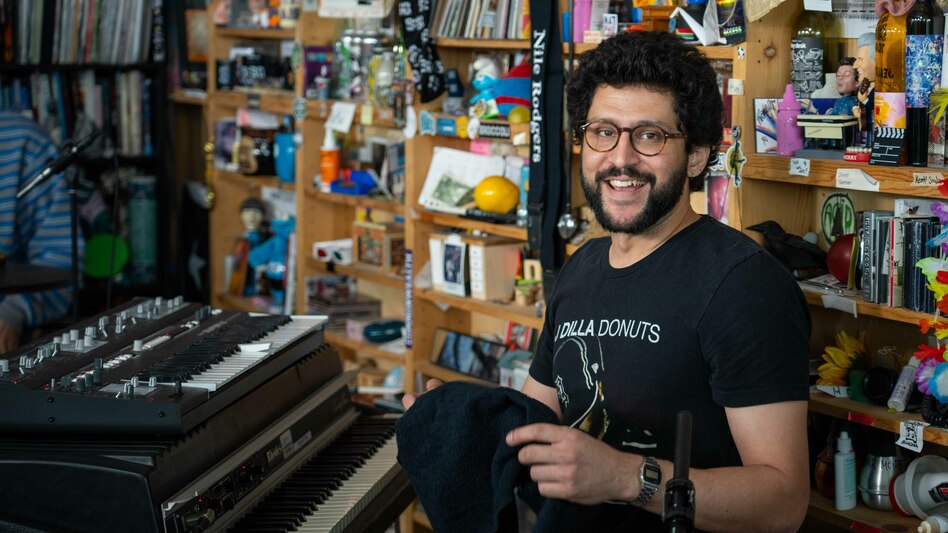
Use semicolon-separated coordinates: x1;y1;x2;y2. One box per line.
634;456;661;506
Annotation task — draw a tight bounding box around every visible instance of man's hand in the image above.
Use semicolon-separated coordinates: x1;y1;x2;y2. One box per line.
507;423;638;505
401;378;445;410
0;319;19;354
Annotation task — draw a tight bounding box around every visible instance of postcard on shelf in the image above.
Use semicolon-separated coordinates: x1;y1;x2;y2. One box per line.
440;233;467;297
418;147;520;215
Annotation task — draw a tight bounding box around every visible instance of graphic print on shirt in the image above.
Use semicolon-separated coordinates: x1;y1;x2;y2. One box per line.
552;335;656;452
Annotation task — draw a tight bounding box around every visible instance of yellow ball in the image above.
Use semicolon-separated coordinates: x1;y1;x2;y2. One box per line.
474;176;519;214
507;106;530;124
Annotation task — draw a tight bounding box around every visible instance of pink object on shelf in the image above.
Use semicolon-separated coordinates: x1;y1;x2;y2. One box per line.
776;83;804;156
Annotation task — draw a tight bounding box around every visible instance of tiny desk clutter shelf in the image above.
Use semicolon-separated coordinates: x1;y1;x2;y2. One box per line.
197;0;948;530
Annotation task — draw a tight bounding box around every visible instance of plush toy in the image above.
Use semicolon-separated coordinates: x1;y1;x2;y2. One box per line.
493;63;531;119
469;56;501;119
249;215;295;305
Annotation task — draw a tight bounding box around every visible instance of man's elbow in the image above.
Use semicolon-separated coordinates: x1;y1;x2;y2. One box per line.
772;484;809;533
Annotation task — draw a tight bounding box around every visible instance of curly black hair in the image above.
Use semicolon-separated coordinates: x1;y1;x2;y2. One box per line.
566;31;724;192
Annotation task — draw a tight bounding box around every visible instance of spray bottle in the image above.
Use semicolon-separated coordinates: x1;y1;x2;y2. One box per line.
320;129;340;188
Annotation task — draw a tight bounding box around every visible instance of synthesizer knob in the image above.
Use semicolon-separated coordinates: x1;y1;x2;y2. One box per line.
60;377;69;389
50;343;60;358
84;374;94;388
24;358;34;369
49;378;56;390
0;359;8;373
155;297;163;308
114;316;125;335
52;335;61;344
74;338;83;350
94;357;104;370
92;368;102;386
130;376;139;388
98;317;109;338
123;382;133;397
82;335;93;348
69;329;79;342
148;376;157;387
85;326;96;339
75;378;86;392
19;355;27;366
133;339;144;352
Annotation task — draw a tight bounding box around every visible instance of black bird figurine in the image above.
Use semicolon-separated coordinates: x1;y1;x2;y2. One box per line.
747;220;827;279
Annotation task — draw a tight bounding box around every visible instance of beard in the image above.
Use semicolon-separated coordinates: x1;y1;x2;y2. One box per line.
581;160;689;235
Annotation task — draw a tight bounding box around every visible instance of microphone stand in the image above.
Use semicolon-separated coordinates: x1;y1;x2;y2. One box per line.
18;130;100;323
663;410;696;533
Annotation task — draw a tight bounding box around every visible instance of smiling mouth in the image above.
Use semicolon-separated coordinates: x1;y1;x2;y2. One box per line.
604;177;648;189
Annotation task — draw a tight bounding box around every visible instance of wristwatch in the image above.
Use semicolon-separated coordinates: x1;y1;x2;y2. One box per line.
634;456;662;506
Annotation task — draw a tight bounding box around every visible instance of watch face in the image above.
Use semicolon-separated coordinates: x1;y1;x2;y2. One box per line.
643;466;661;484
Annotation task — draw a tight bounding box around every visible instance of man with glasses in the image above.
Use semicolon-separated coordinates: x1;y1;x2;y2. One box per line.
505;31;812;531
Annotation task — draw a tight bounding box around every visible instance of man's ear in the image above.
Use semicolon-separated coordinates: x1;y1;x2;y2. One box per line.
687;145;711;178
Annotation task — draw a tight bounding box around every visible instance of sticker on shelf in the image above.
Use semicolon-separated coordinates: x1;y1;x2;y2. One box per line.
302;0;318;11
292;96;307;122
726;79;744;96
897;420;928;452
820;293;857;318
815;385;849;398
912;172;944;186
788;158;810;177
326;101;357;133
836;168;880;192
403;106;418;139
360;105;374;125
467;117;480;139
436;117;457;136
419;110;436;136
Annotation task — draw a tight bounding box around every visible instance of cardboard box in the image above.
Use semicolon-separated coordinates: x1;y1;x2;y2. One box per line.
352;221;405;274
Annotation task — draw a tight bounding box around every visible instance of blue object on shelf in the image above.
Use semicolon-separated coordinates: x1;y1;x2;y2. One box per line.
330;169;377;195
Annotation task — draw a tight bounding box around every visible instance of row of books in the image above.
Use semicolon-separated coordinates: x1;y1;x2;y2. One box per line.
0;70;156;157
3;0;162;65
433;0;531;40
859;204;941;313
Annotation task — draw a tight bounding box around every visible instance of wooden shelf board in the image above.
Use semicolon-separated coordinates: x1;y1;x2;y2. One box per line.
435;38;529;49
808;491;918;532
569;43;734;60
305;188;405;215
810;391;948;446
425;113;528;144
801;289;928;325
304;100;399;127
415;288;544;329
304;257;405;289
325;331;404;363
742;154;945;199
170;88;206;106
414;360;497;386
216;293;275;313
419;211;527;241
209;89;295;114
216;27;296;40
217;170;283;189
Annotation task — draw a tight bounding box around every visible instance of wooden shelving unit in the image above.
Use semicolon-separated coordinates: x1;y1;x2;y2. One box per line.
807;492;919;532
810;392;948;446
415;288;544;330
413;360;497;386
419;211;527;241
801;289;931;325
325;331;404;364
304;188;405;215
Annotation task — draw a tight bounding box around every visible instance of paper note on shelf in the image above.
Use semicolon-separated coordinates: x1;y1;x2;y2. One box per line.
326;101;357;132
820;293;857;317
836;168;880;192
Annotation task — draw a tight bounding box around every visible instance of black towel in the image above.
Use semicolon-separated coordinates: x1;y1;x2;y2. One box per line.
396;382;576;532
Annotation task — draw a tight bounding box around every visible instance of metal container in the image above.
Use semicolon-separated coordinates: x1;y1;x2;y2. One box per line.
858;453;902;510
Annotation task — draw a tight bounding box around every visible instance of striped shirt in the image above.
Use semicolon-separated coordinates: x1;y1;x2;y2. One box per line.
0;111;81;332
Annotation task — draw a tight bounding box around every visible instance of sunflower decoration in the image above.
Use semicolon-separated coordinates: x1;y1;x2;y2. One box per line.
817;330;868;386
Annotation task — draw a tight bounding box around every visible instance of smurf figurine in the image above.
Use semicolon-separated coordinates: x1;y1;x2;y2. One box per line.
829;57;859;116
248;214;295;306
469;56;501;119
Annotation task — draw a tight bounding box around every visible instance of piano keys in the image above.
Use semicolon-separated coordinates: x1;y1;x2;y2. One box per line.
0;299;414;533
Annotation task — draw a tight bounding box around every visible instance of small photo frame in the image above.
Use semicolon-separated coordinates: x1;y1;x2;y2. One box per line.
431;328;508;383
441;235;466;296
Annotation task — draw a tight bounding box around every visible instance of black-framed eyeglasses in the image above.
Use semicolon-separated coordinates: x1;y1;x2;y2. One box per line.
580;121;687;156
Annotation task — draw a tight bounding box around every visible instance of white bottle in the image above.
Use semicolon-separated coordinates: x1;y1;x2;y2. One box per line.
834;431;857;511
888;358;921;411
920;514;948;533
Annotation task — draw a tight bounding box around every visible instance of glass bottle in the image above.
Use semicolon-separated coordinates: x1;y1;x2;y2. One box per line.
791;10;841;100
905;0;944;166
874;9;907;134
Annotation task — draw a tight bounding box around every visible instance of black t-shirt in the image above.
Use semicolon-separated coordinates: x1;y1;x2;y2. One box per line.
528;216;811;530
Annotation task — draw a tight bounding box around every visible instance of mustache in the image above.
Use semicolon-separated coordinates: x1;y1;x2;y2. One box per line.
594;166;656;185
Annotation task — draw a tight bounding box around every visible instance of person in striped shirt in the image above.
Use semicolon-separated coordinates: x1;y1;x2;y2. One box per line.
0;111;82;353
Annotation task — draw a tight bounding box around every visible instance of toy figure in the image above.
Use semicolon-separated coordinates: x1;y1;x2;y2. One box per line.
852;33;876;146
240;197;269;247
829;57;859;116
468;56;501;119
248;214;295;305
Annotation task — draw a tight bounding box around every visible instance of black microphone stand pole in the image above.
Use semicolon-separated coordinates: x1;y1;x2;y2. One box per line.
663;410;696;533
18;130;100;323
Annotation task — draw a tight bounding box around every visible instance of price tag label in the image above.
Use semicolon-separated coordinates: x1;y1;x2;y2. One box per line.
836;168;880;192
789;158;810;177
912;173;944;186
247;93;261;110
